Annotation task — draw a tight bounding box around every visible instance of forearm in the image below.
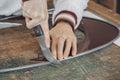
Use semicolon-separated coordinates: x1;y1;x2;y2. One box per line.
52;0;89;29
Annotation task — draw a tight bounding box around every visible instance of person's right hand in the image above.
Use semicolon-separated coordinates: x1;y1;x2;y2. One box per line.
50;22;77;60
22;0;50;48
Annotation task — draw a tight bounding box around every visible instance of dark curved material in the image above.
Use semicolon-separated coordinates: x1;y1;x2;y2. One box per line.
0;16;119;73
77;17;119;53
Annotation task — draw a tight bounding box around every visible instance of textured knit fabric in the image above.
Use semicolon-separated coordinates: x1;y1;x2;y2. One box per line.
0;0;89;29
0;0;22;16
53;0;89;29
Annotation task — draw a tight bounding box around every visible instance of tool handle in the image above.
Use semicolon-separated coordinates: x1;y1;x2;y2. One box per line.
34;25;43;37
22;1;43;36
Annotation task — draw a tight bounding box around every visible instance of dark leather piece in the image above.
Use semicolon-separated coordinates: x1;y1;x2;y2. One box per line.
1;16;119;54
77;18;119;52
0;16;119;73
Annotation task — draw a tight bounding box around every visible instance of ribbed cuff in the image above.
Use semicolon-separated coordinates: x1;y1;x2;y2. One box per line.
55;10;77;25
53;18;75;31
22;0;29;2
53;10;77;30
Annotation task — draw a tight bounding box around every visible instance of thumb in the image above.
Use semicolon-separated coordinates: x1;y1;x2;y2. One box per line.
40;21;50;48
26;18;41;29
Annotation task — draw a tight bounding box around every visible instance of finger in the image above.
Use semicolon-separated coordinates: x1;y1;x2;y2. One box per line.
26;19;40;29
22;10;32;19
22;1;32;18
25;17;30;25
40;22;50;48
71;39;77;56
64;39;72;59
51;38;57;59
57;37;65;60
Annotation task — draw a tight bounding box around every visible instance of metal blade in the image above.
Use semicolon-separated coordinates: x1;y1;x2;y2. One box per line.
36;36;60;64
33;25;59;64
0;22;22;29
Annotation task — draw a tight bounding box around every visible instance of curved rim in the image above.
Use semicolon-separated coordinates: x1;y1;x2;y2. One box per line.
0;16;119;73
61;16;120;61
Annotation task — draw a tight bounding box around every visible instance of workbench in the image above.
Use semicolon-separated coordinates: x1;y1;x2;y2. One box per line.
0;44;119;80
0;1;120;79
0;15;120;80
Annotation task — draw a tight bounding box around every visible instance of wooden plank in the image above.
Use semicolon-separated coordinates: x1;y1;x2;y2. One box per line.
47;0;54;9
0;18;46;69
0;10;119;80
88;0;120;26
0;17;85;69
0;44;120;80
97;0;117;12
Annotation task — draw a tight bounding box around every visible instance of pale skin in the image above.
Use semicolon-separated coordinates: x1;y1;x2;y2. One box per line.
22;0;77;60
50;22;77;59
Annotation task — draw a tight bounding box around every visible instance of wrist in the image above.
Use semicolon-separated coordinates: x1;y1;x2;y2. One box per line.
53;11;77;31
55;21;73;31
54;18;74;31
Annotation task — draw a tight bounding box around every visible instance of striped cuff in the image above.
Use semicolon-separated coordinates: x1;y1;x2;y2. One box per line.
53;11;77;30
22;0;29;2
53;18;75;31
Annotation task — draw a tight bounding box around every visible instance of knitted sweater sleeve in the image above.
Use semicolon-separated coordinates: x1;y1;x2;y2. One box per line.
52;0;89;29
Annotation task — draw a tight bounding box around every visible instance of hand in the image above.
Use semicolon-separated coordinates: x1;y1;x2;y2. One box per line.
50;22;77;60
22;0;50;48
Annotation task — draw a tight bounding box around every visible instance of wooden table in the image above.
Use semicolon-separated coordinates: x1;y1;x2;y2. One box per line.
0;17;120;80
0;44;120;80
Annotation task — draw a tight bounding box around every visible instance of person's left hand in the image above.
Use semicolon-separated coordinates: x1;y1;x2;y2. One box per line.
50;22;77;60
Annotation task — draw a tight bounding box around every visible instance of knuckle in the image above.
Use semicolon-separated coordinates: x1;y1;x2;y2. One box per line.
67;38;72;42
59;37;64;41
58;40;62;45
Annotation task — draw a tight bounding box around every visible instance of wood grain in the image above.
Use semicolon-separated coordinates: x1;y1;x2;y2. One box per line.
88;0;120;26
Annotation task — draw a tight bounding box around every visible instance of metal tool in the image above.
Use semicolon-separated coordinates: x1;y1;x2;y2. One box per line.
0;16;119;73
0;22;22;29
34;25;59;64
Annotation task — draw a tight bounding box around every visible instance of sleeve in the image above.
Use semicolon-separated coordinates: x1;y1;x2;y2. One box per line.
52;0;89;29
0;0;21;16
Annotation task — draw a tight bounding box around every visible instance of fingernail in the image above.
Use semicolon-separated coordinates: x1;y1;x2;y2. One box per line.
53;56;57;59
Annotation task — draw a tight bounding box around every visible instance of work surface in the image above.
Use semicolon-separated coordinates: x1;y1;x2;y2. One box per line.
0;44;120;80
0;17;120;80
